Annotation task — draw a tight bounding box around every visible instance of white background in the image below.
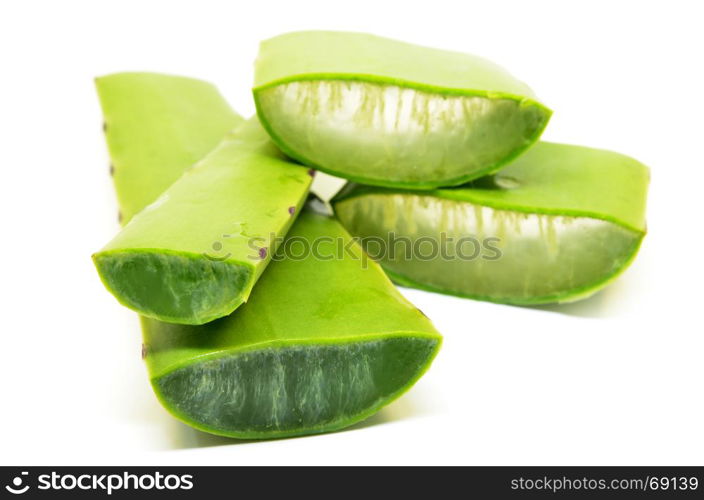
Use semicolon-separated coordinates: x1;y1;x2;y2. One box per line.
1;0;702;465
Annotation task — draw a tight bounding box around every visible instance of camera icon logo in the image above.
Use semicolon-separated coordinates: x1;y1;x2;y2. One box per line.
5;472;29;495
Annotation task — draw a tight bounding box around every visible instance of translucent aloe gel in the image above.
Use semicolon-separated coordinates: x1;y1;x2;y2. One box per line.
254;31;552;188
333;142;649;304
95;73;441;438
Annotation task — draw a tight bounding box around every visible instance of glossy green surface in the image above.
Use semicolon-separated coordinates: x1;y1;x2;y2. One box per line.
96;72;244;224
333;142;649;304
144;211;441;438
254;31;551;187
94;118;313;324
97;72;442;439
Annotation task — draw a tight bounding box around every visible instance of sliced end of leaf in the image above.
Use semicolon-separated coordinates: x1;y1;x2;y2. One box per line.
151;335;439;439
254;80;550;187
334;193;644;304
93;250;254;324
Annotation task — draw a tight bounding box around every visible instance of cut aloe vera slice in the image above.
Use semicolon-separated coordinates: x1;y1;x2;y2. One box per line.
96;72;244;224
254;31;551;188
143;210;440;438
333;142;649;304
93;118;313;324
96;73;441;438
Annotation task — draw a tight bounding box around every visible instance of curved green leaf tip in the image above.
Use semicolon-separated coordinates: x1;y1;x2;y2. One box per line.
254;31;551;188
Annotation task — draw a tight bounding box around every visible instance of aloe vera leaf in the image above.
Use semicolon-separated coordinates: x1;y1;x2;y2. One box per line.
253;31;551;188
143;210;441;438
332;142;649;304
96;72;244;224
97;73;441;438
93;118;313;325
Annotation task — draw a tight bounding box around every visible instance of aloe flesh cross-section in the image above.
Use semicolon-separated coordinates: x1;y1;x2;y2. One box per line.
96;72;245;224
333;142;649;304
93;118;313;325
254;31;551;188
143;210;440;438
96;72;441;439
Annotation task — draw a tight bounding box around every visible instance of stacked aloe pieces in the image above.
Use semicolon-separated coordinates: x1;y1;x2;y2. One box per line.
93;31;648;439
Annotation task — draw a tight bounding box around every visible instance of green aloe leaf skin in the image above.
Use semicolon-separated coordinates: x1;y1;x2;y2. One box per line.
144;210;440;439
97;72;441;439
96;72;245;225
333;142;649;305
254;31;551;188
93;118;313;325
